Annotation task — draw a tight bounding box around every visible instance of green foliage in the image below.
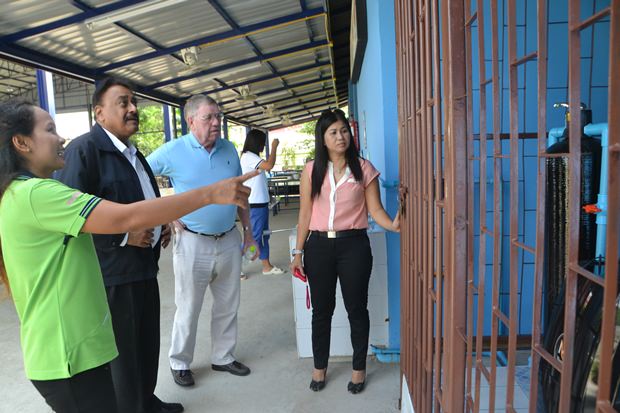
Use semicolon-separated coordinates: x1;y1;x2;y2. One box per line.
280;146;297;170
133;105;165;156
298;120;316;160
591;358;599;384
299;138;315;161
298;120;316;136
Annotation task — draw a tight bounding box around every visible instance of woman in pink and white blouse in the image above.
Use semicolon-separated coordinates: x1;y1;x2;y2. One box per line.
290;109;399;395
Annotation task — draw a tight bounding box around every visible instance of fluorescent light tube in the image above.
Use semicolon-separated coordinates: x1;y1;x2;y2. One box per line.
85;0;188;30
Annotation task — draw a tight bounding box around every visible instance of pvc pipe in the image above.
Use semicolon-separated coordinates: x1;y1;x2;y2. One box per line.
548;127;565;147
262;228;295;236
583;123;609;259
370;344;400;363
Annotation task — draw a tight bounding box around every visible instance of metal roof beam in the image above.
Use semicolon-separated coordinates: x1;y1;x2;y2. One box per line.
207;0;293;94
252;101;333;124
0;43;183;107
218;75;332;104
164;60;329;95
71;0;185;65
97;7;324;73
221;113;254;128
0;0;154;43
236;95;335;121
146;40;329;89
262;112;321;129
223;87;330;114
299;0;320;66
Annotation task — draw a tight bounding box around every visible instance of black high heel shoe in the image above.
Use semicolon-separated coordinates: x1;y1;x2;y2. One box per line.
347;380;365;394
309;368;327;392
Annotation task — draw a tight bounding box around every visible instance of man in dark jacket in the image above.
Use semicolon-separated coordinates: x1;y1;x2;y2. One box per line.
56;77;183;413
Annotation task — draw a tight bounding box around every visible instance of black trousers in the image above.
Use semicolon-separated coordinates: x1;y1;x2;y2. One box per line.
303;232;373;371
31;363;118;413
106;278;161;413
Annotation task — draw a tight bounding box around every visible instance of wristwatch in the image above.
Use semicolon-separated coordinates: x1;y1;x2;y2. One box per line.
291;248;304;256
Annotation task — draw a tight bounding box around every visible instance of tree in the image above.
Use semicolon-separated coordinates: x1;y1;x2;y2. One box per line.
133;105;165;156
299;120;316;136
280;145;297;170
298;120;316;160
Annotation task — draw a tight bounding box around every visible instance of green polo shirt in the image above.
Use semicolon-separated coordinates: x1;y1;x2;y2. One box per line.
0;176;117;380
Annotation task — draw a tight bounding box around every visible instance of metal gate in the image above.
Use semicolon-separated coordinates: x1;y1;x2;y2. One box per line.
394;0;620;411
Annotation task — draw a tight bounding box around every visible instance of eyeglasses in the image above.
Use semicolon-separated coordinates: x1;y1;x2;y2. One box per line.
197;112;224;122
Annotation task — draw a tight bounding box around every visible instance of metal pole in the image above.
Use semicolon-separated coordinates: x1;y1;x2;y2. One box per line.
36;69;55;118
163;105;172;142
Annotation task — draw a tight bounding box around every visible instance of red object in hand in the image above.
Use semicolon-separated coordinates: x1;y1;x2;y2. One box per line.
293;268;307;282
293;268;311;309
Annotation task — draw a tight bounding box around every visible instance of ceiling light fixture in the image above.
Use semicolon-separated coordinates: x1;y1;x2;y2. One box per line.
235;85;258;102
281;114;292;126
181;46;199;66
263;104;279;118
84;0;189;30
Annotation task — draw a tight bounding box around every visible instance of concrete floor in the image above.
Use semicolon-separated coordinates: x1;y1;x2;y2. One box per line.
0;203;400;413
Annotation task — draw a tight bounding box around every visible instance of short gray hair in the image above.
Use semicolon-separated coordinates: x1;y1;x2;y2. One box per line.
184;94;218;121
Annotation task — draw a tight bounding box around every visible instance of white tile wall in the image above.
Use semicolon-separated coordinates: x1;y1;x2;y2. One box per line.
290;230;390;358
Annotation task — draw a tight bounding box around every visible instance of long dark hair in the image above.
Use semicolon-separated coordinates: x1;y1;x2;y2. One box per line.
241;129;266;155
0;98;35;294
311;109;363;199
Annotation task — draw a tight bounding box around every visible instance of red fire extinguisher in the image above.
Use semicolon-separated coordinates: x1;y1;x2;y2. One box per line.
350;117;360;151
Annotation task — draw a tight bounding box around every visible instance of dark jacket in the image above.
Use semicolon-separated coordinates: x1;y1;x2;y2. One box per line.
55;123;162;287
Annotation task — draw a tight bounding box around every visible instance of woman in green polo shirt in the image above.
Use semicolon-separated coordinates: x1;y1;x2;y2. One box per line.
0;99;257;413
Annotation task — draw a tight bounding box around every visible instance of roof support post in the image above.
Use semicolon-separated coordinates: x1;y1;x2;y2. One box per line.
180;108;188;135
163;105;172;142
36;69;55;119
222;116;229;140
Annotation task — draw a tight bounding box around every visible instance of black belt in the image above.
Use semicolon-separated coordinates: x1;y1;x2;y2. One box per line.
184;225;235;239
250;202;269;208
312;229;366;239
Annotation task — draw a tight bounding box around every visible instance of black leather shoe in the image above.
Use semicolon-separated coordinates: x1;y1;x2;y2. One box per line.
347;380;366;394
171;368;194;386
211;361;251;376
151;396;184;413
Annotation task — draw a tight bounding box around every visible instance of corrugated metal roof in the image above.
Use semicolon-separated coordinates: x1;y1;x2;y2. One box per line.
0;0;351;129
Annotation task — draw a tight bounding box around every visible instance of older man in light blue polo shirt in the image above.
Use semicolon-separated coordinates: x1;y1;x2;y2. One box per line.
147;94;257;387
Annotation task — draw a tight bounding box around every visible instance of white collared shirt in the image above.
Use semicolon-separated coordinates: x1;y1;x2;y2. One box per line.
102;127;161;247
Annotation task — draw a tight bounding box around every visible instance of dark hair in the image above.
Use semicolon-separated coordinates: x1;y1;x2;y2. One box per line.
241;129;266;155
0;98;36;294
311;109;363;199
92;77;135;108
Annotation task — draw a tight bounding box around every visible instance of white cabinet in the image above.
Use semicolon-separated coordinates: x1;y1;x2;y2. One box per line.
289;229;389;358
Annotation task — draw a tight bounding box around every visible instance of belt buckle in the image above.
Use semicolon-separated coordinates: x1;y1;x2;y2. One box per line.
327;230;336;239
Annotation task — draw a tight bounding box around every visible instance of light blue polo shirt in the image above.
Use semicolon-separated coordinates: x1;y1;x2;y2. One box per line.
147;133;241;234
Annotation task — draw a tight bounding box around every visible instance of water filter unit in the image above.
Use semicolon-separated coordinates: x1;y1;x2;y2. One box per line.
539;104;620;412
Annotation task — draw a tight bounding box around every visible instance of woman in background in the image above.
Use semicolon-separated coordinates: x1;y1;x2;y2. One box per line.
290;109;399;394
240;129;285;275
0;99;256;413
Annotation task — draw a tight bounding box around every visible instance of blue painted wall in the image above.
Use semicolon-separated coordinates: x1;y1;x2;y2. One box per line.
354;0;401;349
352;0;610;345
468;0;611;335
